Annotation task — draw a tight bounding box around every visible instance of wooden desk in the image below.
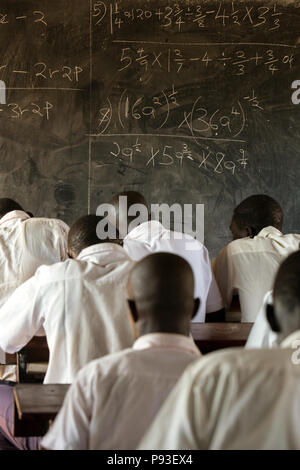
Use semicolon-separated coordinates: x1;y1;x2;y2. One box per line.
13;384;70;437
191;322;253;354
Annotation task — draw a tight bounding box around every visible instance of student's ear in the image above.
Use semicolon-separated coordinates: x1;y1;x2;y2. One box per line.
266;304;281;333
245;226;255;238
127;299;139;323
191;298;200;320
67;248;76;259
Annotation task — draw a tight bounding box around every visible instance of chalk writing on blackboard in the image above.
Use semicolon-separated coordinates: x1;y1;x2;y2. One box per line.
0;101;53;120
92;1;285;33
90;86;264;140
0;10;47;28
0;64;84;86
116;42;295;77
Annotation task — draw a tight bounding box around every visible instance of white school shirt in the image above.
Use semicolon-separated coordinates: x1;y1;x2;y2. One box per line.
0;243;135;384
41;333;201;450
0;210;69;307
0;210;69;380
138;331;300;450
212;226;300;322
245;291;279;349
123;221;223;322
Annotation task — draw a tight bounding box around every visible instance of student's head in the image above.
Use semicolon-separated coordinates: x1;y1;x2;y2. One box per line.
230;194;283;240
0;198;24;219
127;252;199;337
67;214;122;258
266;251;300;343
108;191;149;238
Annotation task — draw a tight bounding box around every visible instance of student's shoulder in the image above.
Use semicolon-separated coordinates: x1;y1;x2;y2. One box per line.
169;231;211;257
185;347;294;387
76;348;135;382
283;232;300;245
25;217;69;234
34;258;76;283
215;237;253;260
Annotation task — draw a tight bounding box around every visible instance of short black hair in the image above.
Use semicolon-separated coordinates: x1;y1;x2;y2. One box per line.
233;194;283;236
110;191;147;207
0;198;24;218
68;214;120;257
274;251;300;312
109;191;148;225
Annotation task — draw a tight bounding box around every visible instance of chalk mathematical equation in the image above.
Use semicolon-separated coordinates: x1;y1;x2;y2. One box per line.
94;86;263;141
0;63;84;85
117;45;295;76
93;1;284;33
0;10;47;27
97;138;248;175
0;101;54;120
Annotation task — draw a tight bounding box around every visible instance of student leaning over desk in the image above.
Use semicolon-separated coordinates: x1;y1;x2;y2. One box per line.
0;214;135;450
0;197;69;382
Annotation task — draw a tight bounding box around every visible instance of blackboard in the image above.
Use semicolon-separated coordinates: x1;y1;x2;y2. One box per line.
0;0;300;257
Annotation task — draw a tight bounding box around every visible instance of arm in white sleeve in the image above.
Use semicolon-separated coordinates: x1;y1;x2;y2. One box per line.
0;275;44;353
205;271;224;313
41;370;91;450
56;220;69;261
212;245;235;309
245;291;278;349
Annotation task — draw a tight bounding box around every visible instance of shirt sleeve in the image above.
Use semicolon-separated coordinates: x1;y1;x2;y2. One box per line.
245;291;278;349
41;370;92;450
205;272;224;313
54;220;69;261
212;245;235;309
0;275;44;353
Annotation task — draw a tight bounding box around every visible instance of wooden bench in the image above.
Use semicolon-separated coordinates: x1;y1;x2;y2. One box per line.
13;383;70;437
191;322;253;354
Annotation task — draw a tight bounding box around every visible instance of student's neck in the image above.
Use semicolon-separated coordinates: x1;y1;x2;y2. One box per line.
138;321;190;338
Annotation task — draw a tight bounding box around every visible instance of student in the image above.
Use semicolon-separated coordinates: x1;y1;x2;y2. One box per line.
0;214;135;450
0;214;135;384
212;194;300;322
138;251;300;450
0;198;69;306
0;198;69;381
41;252;201;450
108;191;224;323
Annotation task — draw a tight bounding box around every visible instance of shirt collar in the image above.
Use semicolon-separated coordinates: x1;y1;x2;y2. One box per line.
280;330;300;348
77;242;130;264
0;210;30;226
133;332;200;356
125;220;164;242
257;226;283;238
